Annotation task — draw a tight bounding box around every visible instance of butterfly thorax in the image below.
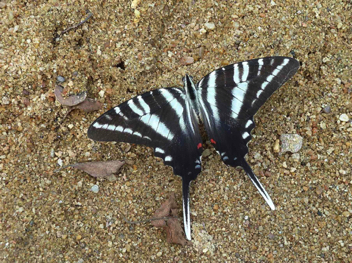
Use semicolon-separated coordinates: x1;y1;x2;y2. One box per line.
183;74;201;122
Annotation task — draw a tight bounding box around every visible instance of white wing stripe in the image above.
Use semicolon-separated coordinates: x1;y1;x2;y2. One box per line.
242;132;250;139
156;122;171;137
233;64;240;83
183;96;194;134
232;88;245;102
241;62;249;81
140;114;174;140
257;58;263;76
133;131;142;137
245;120;253;128
266;74;274;83
207;71;220;124
237;82;248;92
116;125;123;132
128;100;144;116
155;147;165;154
93;122;103;128
148;114;160;131
231;82;248;119
161;90;182;118
114;106;121;114
124;128;133;134
261;81;269;90
137;95;150;113
107;125;115;131
160;89;187;134
160;89;174;102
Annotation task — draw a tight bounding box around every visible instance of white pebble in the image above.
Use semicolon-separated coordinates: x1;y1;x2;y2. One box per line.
339;114;349;122
205;22;215;30
2;97;10;105
280;134;303;153
91;185;99;193
131;0;140;8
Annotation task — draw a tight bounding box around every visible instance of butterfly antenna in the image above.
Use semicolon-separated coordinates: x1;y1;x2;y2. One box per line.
241;159;276;210
182;178;192;240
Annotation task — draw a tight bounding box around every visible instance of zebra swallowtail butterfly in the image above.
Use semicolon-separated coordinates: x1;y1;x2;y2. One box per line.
88;56;299;240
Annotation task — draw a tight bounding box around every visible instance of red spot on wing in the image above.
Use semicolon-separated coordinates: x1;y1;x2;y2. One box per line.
197;143;202;149
210;139;216;144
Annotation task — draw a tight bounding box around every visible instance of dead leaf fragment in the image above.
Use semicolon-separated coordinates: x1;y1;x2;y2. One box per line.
71;160;124;178
165;218;187;246
151;193;188;245
55;85;87;106
151;193;177;227
180;56;194;65
74;98;102;112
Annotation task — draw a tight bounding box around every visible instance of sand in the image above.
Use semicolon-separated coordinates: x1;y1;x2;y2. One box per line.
1;0;351;261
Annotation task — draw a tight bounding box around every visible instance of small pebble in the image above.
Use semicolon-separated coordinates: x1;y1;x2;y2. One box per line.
291;153;300;162
316;186;323;195
280;134;303;153
57;76;65;82
342;211;350;217
134;9;140;18
180;56;194;65
205;22;215;30
2;97;10;105
273;139;280;153
213;204;219;211
131;0;140;8
268;233;275;239
202;149;211;158
199;46;205;59
254;152;262;160
339;113;349;122
323;105;331;113
91;185;99;193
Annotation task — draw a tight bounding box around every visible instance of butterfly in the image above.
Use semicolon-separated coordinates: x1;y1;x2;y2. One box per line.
88;56;299;240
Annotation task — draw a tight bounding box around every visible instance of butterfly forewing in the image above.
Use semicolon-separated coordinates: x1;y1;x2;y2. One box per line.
89;88;178;145
88;87;203;172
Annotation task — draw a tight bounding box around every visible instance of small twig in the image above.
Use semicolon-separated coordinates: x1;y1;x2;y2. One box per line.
59;11;93;37
54;163;73;173
122;216;179;225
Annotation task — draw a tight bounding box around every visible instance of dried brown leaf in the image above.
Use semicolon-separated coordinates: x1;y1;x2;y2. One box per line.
165;218;187;246
151;193;177;227
55;85;87;106
71;160;124;178
75;98;102;112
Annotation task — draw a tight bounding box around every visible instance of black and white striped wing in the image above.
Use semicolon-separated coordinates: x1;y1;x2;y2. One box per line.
197;57;299;210
87;87;203;240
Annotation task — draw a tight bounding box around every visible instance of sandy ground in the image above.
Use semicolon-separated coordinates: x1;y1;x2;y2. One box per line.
1;0;351;262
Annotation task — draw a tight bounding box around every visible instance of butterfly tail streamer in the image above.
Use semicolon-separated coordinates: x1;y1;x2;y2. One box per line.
241;159;276;210
182;178;192;240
